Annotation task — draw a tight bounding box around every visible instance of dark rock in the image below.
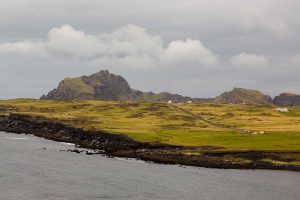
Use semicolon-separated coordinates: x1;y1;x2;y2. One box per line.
0;113;299;171
0;114;142;152
40;70;213;103
273;93;300;106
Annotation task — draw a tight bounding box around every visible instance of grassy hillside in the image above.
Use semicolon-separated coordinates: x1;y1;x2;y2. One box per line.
63;77;94;95
0;99;300;153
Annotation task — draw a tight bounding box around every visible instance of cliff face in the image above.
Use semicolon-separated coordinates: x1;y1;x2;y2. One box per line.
273;93;300;106
214;88;273;105
83;71;134;100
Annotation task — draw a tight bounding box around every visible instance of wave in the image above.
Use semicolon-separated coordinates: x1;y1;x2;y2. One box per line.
5;137;28;140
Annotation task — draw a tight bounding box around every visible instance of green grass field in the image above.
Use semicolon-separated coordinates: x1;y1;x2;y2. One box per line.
0;99;300;152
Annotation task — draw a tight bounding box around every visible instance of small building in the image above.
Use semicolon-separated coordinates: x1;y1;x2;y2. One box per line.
187;101;192;104
275;107;289;112
167;100;173;104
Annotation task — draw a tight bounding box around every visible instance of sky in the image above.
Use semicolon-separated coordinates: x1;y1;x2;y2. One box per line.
0;0;300;99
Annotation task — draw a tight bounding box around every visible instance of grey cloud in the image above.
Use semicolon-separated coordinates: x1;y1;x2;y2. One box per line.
0;24;218;70
230;53;269;67
0;0;299;99
291;54;300;65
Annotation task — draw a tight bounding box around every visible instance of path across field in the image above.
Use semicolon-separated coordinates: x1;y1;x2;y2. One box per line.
169;104;252;134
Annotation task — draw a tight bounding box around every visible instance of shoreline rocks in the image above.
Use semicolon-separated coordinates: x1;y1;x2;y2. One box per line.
0;113;299;171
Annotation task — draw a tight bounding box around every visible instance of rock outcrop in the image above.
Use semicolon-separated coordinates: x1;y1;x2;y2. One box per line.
41;70;135;101
0;113;299;171
41;70;210;102
214;88;273;105
41;70;300;106
0;114;141;152
273;93;300;106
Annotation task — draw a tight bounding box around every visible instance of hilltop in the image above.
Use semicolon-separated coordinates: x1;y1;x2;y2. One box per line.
273;93;300;106
214;88;273;105
41;70;210;102
41;70;133;101
41;70;300;105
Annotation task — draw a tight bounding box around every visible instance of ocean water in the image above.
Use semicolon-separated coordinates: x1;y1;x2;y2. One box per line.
0;131;299;200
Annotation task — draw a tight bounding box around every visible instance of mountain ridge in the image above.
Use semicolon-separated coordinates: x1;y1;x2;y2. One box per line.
41;70;212;103
41;70;300;105
273;93;300;106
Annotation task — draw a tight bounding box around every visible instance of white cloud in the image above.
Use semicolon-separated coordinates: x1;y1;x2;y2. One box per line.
0;41;47;58
46;24;102;58
230;53;269;67
0;24;218;70
163;39;218;66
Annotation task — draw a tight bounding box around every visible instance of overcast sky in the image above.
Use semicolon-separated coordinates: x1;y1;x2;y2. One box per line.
0;0;300;99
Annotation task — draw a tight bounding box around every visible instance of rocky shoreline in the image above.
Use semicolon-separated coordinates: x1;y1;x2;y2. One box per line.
0;113;299;171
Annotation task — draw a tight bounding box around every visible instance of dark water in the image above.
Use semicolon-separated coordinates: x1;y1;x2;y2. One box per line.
0;132;299;200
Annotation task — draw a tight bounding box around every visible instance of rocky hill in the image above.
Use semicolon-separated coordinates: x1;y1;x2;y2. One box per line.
273;93;300;106
214;88;273;105
41;70;299;105
41;70;208;102
41;70;135;101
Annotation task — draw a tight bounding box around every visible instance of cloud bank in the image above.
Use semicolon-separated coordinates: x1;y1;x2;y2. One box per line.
1;0;300;99
0;24;218;70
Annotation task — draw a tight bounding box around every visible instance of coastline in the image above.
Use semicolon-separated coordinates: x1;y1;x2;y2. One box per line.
0;113;299;171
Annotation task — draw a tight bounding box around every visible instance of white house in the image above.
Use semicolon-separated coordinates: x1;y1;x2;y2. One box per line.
275;107;289;112
167;100;173;104
187;101;192;104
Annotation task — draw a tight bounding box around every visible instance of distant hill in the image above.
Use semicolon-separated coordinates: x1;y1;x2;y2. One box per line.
41;70;299;105
41;70;211;102
213;88;273;105
273;93;300;106
41;70;133;101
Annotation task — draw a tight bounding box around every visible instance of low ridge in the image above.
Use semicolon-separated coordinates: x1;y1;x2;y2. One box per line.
214;88;273;105
273;93;300;106
41;70;298;105
41;70;205;102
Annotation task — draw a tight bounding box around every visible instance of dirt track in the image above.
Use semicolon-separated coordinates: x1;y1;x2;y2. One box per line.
168;104;252;134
